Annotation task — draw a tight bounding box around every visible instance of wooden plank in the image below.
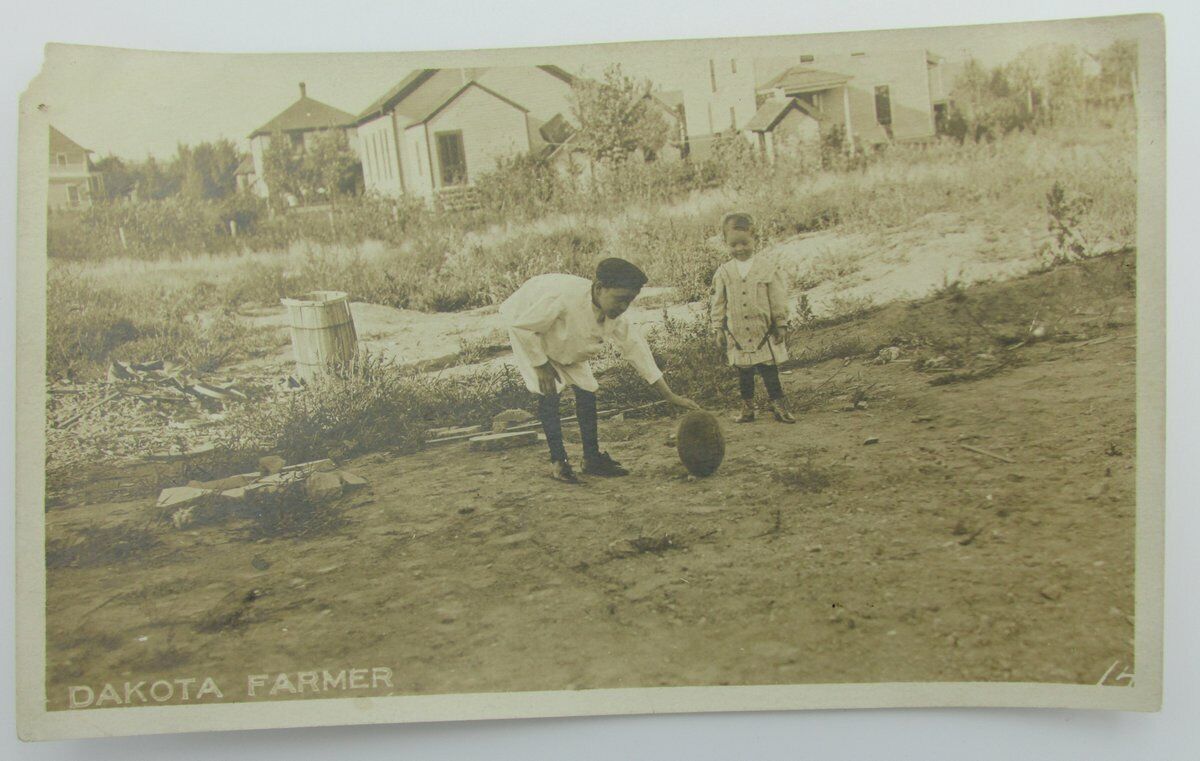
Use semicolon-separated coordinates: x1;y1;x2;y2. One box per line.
960;443;1014;464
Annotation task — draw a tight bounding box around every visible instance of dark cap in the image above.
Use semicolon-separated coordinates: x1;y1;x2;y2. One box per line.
595;257;649;290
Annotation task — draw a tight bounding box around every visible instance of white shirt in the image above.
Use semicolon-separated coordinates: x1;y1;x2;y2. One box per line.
733;257;754;279
499;274;663;393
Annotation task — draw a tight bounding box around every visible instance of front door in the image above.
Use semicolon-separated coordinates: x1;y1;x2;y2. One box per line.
435;131;467;187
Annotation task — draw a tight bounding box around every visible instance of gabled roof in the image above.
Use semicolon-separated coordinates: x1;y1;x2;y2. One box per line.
249;91;356;138
356;69;443;124
745;97;818;132
397;80;529;129
537;64;577;85
357;65;577;125
49;125;91;155
760;66;853;93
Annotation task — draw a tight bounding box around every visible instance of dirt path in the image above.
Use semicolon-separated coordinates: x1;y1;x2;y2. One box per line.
44;311;1135;707
239;210;1053;380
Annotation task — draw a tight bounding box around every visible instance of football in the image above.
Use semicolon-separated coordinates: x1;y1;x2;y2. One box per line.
676;410;726;477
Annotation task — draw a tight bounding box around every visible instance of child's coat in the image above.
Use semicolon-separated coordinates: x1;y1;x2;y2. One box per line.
710;256;790;367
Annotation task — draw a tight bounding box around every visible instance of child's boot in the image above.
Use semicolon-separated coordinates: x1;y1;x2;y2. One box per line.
550;459;582;484
734;400;756;423
770;398;796;424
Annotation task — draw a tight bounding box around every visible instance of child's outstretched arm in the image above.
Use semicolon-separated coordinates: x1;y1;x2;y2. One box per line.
611;319;699;410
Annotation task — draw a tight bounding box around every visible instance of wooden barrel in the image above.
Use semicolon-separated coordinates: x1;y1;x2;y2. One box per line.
280;291;358;382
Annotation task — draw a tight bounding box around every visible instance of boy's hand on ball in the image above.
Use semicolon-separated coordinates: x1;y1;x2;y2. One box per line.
534;362;559;395
671;394;701;411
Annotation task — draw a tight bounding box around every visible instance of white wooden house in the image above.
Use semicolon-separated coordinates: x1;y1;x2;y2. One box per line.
354;66;577;201
754;50;950;148
48;126;104;210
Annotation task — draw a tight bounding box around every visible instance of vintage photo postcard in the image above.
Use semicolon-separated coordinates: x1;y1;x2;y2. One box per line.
15;13;1165;741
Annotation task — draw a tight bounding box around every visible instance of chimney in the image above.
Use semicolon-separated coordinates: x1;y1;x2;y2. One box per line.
299;82;307;99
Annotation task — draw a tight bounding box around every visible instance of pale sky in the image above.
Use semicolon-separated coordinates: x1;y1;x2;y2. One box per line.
28;16;1139;160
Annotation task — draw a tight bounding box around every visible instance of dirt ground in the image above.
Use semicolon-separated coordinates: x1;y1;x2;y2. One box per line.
43;260;1137;710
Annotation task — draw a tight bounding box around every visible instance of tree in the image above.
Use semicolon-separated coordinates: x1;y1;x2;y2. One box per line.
91;155;136;201
1094;39;1137;99
177;139;240;200
1042;45;1088;117
136;154;183;201
569;65;671;164
261;129;361;205
304;130;362;199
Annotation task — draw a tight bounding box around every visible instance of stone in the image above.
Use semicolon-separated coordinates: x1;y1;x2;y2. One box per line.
305;471;343;503
496;531;532;546
875;346;901;364
493;408;535;424
427;424;483;438
156;486;211;509
863;437;880;445
219;487;247;502
492;408;535;433
258;455;286;475
171;506;195;529
1039;584;1064;601
469;430;539;451
255;471;307;489
187;473;259;492
281;459;337;475
337;469;369;490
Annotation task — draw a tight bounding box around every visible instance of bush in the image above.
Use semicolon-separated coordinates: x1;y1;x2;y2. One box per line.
222;351;531;461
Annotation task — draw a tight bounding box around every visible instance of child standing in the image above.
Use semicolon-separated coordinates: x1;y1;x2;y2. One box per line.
710;212;796;424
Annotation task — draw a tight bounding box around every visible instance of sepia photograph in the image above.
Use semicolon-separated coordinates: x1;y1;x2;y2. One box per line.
14;10;1165;741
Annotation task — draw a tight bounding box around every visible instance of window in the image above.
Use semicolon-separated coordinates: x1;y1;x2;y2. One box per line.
730;59;737;74
800;54;815;63
435;131;467;186
67;185;80;206
289;132;305;152
709;59;717;93
56;153;68;166
729;106;737;130
874;85;892;126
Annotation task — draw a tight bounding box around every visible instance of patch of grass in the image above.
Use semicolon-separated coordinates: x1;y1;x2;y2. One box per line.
625;534;682;556
46;524;161;569
241;482;348;541
221;350;532;462
771;453;833;493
